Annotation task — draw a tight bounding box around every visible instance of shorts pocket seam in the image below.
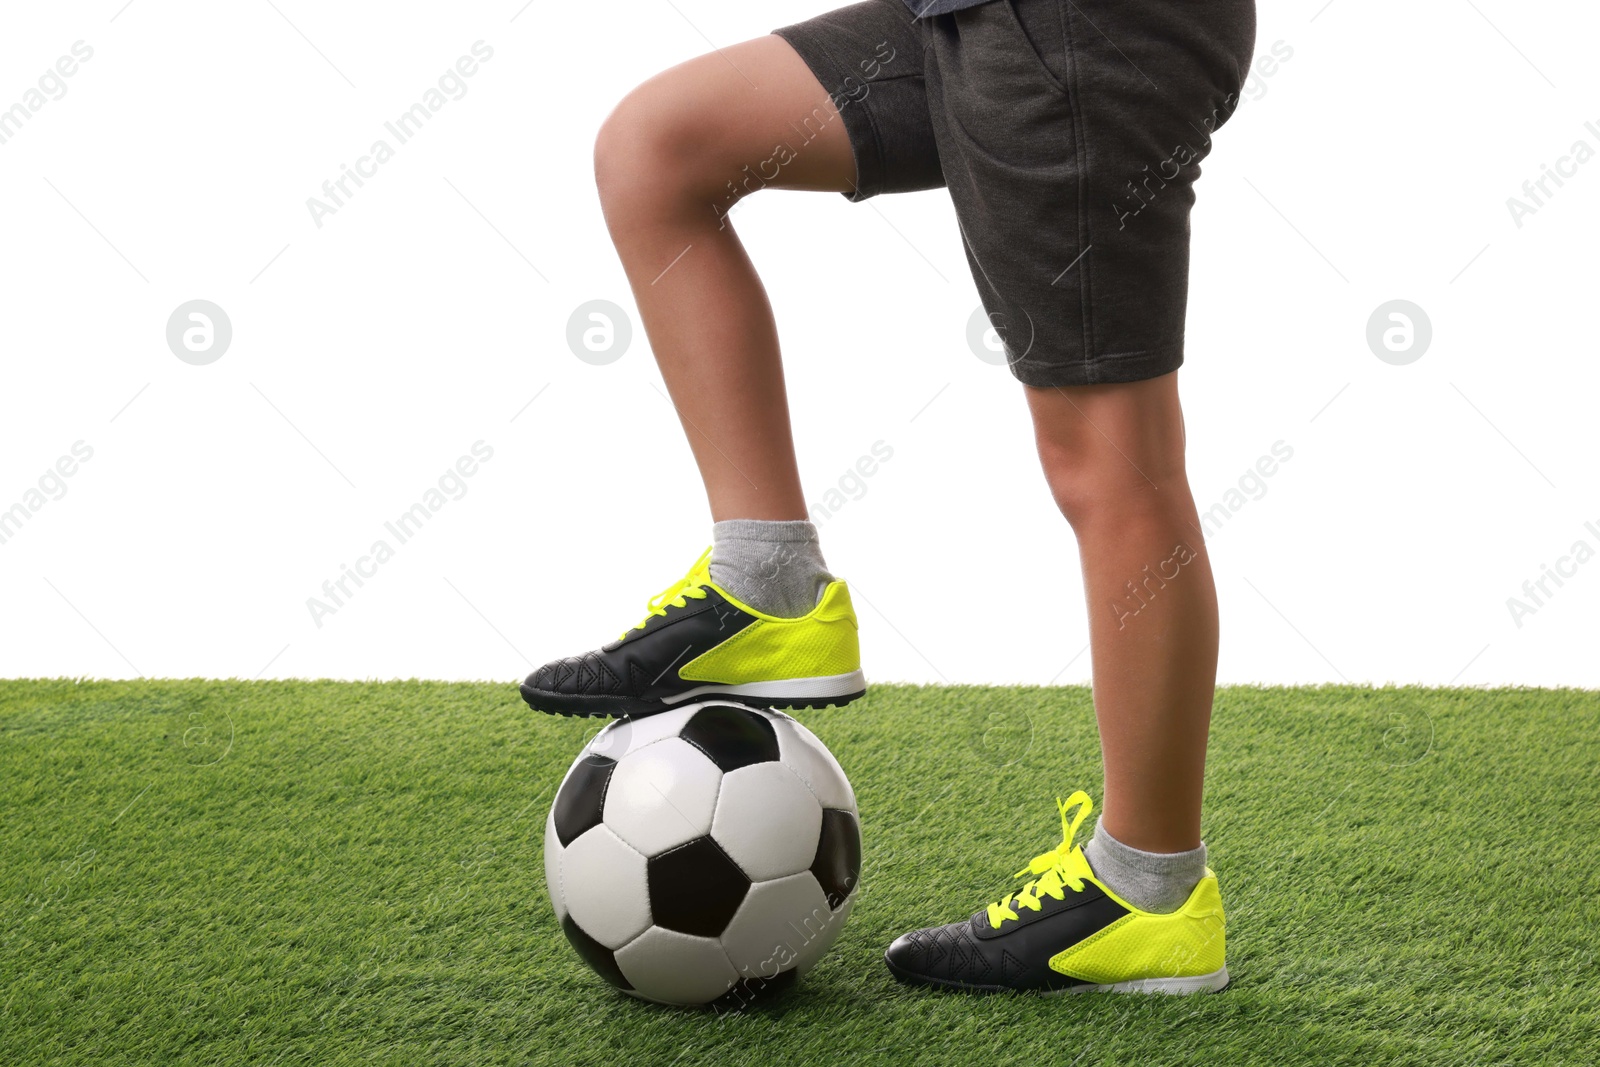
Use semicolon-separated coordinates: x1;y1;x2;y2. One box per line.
1056;0;1096;371
1001;0;1071;99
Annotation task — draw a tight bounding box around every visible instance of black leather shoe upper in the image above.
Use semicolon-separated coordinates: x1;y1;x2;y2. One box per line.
524;587;757;702
884;878;1129;991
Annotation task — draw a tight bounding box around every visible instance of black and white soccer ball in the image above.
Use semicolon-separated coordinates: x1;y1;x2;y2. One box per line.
543;700;861;1007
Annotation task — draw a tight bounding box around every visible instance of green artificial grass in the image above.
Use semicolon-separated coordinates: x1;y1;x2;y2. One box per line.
2;680;1597;1066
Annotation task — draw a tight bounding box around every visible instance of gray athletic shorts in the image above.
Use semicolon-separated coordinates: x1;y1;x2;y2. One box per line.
771;0;1255;386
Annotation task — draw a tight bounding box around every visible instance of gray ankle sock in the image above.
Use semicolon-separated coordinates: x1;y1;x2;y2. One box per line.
709;519;834;618
1082;817;1208;915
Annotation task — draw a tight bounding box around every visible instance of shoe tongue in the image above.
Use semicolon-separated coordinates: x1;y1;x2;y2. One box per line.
1063;845;1094;883
688;546;714;584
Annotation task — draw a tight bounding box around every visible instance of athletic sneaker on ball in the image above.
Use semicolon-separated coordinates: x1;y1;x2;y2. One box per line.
883;791;1228;995
519;547;865;718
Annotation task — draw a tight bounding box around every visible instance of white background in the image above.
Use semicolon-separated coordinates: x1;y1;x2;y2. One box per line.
0;0;1594;687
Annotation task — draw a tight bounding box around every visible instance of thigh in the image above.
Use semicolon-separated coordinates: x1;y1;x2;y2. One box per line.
598;33;862;203
771;0;944;201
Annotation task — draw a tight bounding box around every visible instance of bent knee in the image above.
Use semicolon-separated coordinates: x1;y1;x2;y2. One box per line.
593;77;730;213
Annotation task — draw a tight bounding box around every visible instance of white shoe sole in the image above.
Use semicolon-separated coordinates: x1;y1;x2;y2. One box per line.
1054;966;1230;995
664;669;867;706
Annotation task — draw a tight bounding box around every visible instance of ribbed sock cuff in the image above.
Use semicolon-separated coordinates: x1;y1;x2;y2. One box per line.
711;519;823;543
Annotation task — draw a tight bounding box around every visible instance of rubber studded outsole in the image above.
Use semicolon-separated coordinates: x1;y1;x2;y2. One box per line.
518;683;867;719
884;953;1229;995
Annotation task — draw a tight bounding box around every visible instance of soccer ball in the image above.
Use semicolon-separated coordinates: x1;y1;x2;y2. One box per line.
543;700;861;1008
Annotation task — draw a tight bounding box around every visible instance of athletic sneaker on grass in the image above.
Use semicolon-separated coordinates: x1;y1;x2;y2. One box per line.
884;792;1228;995
520;547;866;719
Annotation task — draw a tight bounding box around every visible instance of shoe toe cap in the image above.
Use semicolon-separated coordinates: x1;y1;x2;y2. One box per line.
884;931;919;968
526;655;579;693
884;927;939;981
885;917;1005;987
523;662;556;690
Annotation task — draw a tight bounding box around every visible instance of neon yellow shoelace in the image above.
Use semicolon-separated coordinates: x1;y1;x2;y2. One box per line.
985;790;1096;929
620;546;714;640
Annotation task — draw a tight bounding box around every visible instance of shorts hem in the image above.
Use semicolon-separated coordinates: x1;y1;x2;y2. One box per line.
769;26;886;203
1008;347;1185;388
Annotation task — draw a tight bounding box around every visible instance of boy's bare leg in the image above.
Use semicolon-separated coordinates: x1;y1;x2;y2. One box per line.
1024;373;1218;854
593;36;858;523
517;36;871;716
592;35;1217;854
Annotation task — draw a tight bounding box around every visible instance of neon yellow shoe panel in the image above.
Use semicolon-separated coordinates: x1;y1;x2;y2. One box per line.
680;580;860;685
520;547;866;718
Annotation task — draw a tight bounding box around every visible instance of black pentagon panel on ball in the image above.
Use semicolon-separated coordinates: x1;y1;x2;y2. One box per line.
552;754;616;847
678;703;780;772
811;809;862;908
559;913;633;990
648;835;752;937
